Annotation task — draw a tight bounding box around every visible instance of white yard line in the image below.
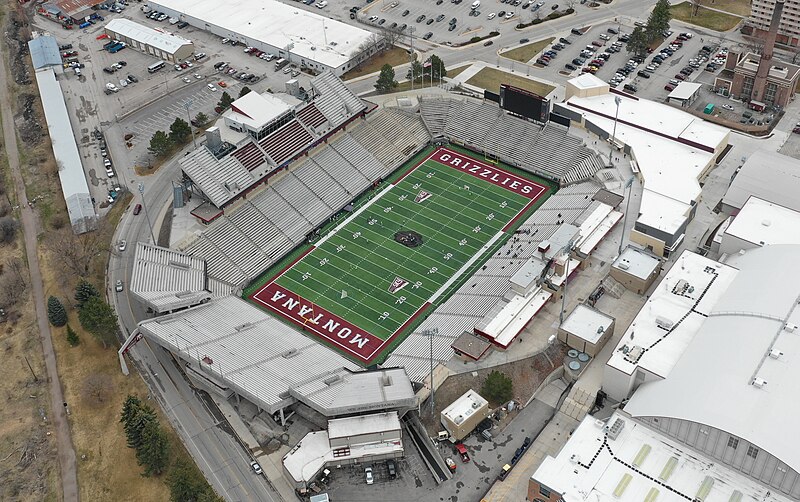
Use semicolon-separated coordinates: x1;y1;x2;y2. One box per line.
315;183;394;247
428;230;506;304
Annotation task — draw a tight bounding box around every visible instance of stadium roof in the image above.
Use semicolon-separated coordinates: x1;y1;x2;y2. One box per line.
565;84;729;234
327;411;400;440
150;0;374;70
129;243;228;313
35;68;96;234
723;196;800;249
625;245;800;475
722;150;800;212
532;411;793;502
137;296;358;413
226;91;293;131
606;250;738;380
28;35;61;70
290;368;416;417
105;18;193;55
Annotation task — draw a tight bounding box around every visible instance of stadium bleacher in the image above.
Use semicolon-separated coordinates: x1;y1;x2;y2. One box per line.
258;119;314;166
180;108;432;287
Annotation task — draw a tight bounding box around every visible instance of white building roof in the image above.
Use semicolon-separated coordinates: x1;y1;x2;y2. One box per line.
569;73;609;91
561;304;614;345
532;411;793;502
225;91;293;131
625;245;800;475
35;68;96;234
151;0;374;69
667;82;701;101
612;246;661;281
441;389;488;424
722;150;800;212
137;296;358;413
28;34;61;69
606;250;738;379
328;412;400;440
566;88;729;234
283;430;403;485
290;368;416;417
723;196;800;249
105;18;193;55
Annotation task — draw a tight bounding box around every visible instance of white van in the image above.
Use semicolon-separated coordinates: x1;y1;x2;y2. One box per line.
471;0;480;8
74;67;81;77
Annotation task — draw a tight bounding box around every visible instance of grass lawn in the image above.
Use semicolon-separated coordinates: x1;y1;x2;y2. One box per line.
247;147;552;364
448;64;471;79
343;47;411;80
465;67;556;96
670;2;743;31
500;37;555;63
700;0;750;17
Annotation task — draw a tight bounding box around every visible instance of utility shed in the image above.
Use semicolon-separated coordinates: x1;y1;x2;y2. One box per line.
327;412;401;449
610;246;662;294
441;390;490;441
558;304;615;356
104;18;194;62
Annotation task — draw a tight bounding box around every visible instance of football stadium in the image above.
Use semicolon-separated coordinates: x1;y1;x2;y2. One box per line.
246;147;552;363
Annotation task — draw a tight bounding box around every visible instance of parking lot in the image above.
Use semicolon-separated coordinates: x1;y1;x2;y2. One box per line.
358;0;586;45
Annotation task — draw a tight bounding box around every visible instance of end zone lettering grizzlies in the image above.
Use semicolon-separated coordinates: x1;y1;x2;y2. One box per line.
431;149;541;198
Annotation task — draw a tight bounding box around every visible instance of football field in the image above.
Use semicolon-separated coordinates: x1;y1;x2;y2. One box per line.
249;147;551;363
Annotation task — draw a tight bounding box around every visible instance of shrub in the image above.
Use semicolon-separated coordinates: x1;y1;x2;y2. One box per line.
66;325;80;346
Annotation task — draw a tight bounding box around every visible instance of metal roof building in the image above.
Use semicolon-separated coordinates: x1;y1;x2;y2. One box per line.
624;245;800;497
28;34;61;70
722;149;800;213
137;296;358;414
104;18;194;63
148;0;379;76
34;68;96;234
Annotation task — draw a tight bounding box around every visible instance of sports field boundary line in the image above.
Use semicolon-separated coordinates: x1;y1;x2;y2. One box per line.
427;229;505;303
316;183;395;248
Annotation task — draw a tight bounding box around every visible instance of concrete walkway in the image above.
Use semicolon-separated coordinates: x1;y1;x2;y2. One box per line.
0;33;79;502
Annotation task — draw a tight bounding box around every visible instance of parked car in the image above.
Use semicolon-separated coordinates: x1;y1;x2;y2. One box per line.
250;461;262;475
365;467;374;485
115;280;124;292
118;240;127;251
423;32;433;40
387;460;397;479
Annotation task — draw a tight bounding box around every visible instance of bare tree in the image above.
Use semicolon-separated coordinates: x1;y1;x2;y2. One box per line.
0;258;28;309
82;373;114;406
379;26;402;48
565;0;577;10
46;221;109;282
691;0;703;17
0;216;18;244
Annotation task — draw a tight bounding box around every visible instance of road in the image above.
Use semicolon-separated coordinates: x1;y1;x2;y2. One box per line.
346;0;659;95
0;26;79;502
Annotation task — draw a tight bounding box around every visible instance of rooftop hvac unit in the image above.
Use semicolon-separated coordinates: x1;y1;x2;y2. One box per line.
769;349;784;359
752;378;767;388
604;417;625;440
454;415;464;425
618;262;629;270
472;401;480;409
323;374;342;385
785;324;797;333
569;454;581;464
655;316;674;330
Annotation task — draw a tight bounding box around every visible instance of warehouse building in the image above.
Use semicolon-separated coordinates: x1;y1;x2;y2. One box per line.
147;0;379;76
28;34;62;70
104;18;194;63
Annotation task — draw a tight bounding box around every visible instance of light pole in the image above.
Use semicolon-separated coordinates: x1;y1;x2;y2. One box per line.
423;327;438;415
559;242;574;326
608;95;621;166
138;182;157;244
184;98;197;149
409;28;415;91
618;176;635;256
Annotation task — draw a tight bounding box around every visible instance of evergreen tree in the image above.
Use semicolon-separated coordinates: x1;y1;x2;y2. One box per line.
194;112;209;126
426;54;448;81
75;279;100;308
169;117;192;144
238;86;252;98
78;296;119;347
482;370;513;404
47;296;68;327
125;404;157;451
647;0;672;38
218;91;235;110
120;395;144;428
169;458;209;502
137;420;170;476
374;64;397;94
148;130;172;158
626;26;650;59
66;325;80;346
406;61;423;83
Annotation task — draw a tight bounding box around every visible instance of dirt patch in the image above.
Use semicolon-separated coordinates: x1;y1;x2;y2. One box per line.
17;93;43;145
420;342;569;436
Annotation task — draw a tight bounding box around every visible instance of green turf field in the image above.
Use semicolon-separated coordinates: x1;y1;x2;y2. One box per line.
249;147;551;363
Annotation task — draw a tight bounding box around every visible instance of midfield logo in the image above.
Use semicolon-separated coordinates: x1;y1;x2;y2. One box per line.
388;276;409;293
415;190;432;203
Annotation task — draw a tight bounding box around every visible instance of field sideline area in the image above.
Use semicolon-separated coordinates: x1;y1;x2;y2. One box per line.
247;147;553;364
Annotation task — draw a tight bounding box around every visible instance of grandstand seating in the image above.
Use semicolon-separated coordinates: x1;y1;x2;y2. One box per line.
312;71;365;127
180;108;430;287
258;119;314;166
230;141;266;172
296;103;328;130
